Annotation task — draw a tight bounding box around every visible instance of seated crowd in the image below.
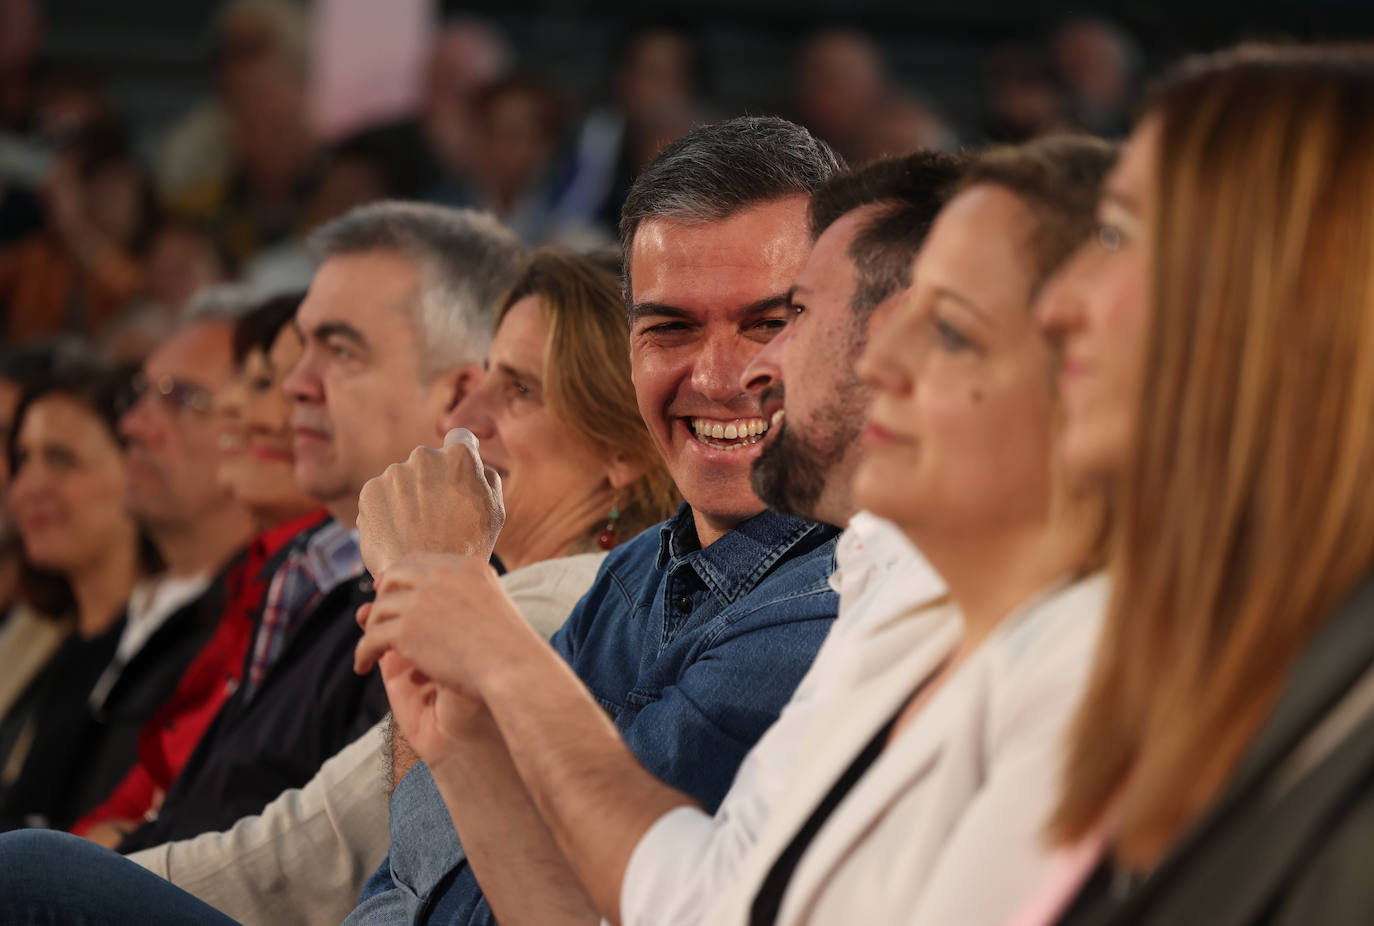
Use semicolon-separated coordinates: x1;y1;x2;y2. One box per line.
0;40;1372;926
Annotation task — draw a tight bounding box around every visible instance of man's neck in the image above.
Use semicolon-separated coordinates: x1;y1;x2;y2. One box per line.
327;498;359;534
691;508;755;549
154;504;254;578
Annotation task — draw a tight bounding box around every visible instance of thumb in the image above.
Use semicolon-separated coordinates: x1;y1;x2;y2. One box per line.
444;427;479;452
483;466;504;509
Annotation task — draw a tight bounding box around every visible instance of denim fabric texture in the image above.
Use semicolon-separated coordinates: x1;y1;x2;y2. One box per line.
0;829;240;925
347;504;841;925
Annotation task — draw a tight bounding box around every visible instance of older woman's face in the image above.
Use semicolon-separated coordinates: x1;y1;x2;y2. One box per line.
853;184;1057;542
221;326;317;526
1038;118;1157;481
10;396;135;575
452;296;623;556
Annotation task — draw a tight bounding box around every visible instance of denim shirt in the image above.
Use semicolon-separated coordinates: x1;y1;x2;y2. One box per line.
346;504;841;925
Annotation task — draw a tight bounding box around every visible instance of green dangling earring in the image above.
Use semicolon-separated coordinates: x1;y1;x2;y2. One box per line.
597;507;621;550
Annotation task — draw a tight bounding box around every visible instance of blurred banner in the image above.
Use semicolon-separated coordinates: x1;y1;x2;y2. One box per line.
309;0;436;141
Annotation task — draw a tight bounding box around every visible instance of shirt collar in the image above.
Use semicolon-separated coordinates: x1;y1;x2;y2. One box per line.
303;519;365;591
655;502;834;606
250;508;331;563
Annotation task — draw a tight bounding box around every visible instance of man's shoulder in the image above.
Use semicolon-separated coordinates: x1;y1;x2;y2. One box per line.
722;524;841;621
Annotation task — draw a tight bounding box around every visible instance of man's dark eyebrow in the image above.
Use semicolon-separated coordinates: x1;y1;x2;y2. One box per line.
628;302;695;325
629;294;792;325
737;293;791;319
310;321;368;348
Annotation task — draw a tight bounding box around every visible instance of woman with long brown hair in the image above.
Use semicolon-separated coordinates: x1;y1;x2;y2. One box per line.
1022;44;1374;924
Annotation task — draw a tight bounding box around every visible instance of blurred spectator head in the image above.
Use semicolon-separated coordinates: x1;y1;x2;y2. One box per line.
216;290;316;527
616;25;703;123
422;17;512;179
984;42;1074;142
0;344;63;491
212;0;307;100
285;202;525;518
472;74;569;212
796;29;888;160
0;0;39;73
1051;16;1143;136
9;363;154;615
117;310;247;544
31;69;119;150
142;220;233;314
62;127;159;254
99;306;181;368
851;95;957;163
226;53;314;194
0;0;41;131
302;129;418;230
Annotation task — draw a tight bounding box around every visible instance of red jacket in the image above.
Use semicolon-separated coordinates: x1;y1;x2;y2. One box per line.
71;509;329;836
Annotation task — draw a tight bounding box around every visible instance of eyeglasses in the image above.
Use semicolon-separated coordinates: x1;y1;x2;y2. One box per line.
119;372;216;417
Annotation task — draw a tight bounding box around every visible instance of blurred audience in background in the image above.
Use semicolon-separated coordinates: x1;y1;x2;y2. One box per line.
0;363;155;830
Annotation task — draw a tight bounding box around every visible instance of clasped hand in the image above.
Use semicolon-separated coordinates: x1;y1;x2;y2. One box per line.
356;427;505;577
353;552;543;767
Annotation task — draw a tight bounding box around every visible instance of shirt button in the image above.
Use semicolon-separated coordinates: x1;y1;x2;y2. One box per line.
675;595;693;614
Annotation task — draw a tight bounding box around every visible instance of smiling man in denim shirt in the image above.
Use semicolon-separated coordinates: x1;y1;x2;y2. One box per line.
343;116;846;925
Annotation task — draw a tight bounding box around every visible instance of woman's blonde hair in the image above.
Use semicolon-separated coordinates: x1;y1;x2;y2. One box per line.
496;249;680;545
1051;45;1374;865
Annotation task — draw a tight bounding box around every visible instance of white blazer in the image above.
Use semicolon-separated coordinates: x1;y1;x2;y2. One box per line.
706;572;1109;926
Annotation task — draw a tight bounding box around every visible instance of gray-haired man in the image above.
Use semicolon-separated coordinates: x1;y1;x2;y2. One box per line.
115;201;526;852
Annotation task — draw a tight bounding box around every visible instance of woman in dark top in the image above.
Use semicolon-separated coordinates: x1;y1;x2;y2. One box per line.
0;364;158;828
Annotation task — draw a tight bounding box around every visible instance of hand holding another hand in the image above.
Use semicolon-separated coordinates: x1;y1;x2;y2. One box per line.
354;552;538;697
356;428;505;577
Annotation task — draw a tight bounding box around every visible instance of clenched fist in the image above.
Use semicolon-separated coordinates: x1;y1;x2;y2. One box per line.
357;428;505;576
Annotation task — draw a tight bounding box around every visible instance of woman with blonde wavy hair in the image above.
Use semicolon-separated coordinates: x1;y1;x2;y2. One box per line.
1020;44;1374;925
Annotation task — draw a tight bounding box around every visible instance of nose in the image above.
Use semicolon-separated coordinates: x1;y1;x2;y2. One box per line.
448;376;497;441
691;331;754;403
856;299;920;395
118;388;159;446
8;457;45;510
281;346;321;407
741;324;788;400
1035;244;1090;338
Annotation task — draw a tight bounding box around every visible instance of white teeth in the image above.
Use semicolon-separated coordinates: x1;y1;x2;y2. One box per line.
689;416;770;450
771;409;785;428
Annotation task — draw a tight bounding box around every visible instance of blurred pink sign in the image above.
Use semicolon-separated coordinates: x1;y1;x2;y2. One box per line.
310;0;435;141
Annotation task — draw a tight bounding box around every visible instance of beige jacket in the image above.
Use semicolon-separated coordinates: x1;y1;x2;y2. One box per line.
705;574;1108;926
128;552;607;926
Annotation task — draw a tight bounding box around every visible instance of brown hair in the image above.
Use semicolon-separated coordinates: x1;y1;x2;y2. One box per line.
1051;45;1374;866
496;249;680;544
960;134;1118;297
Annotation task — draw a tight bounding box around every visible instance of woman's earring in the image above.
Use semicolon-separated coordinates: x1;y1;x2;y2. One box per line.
597;507;621;550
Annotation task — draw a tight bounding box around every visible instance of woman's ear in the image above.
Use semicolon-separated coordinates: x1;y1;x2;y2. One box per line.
605;451;648;491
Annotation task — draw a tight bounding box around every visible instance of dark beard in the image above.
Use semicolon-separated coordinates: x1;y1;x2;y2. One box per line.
751;417;836;520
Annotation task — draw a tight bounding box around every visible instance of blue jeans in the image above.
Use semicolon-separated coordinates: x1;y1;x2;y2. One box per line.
0;829;238;925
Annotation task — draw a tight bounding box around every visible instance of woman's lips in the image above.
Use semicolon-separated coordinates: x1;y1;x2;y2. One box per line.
250;445;294;463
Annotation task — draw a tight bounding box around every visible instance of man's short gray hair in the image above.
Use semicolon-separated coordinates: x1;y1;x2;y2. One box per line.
618;116;844;305
309;201;527;378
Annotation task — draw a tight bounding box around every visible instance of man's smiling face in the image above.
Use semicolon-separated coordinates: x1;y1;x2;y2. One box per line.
627;195;812;544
